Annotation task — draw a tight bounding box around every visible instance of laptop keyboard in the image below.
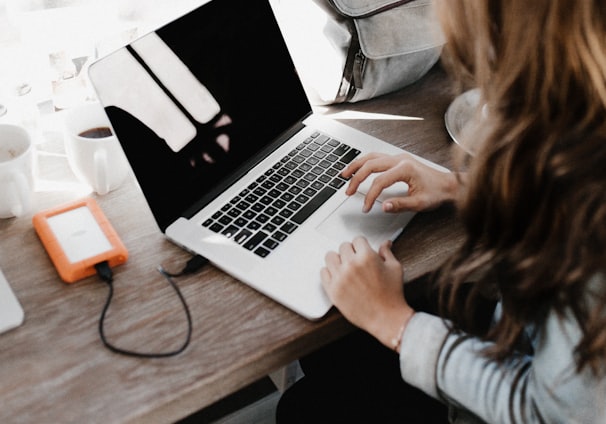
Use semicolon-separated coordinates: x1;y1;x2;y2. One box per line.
201;131;360;258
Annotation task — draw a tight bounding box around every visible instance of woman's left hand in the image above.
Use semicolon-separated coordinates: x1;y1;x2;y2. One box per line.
321;237;414;350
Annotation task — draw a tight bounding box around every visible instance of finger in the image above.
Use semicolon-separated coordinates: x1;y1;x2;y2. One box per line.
364;163;410;212
351;236;372;254
338;241;356;260
324;250;341;266
320;266;331;285
345;155;393;196
341;152;383;178
382;196;426;213
378;240;397;263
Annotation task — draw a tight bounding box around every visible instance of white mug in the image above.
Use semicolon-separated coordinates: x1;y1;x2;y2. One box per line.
0;124;34;218
63;102;129;195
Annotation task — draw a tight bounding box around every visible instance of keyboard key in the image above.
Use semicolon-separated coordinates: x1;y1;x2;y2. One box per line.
287;201;302;211
219;215;232;225
252;188;266;197
222;225;239;238
273;231;287;242
303;187;317;197
340;148;360;164
291;186;337;225
243;231;268;250
295;194;309;203
256;214;269;223
332;144;349;156
281;221;298;234
263;239;279;250
246;193;261;202
271;216;286;226
234;217;248;227
234;229;253;244
251;203;265;213
279;208;294;218
318;174;331;184
273;199;286;209
288;185;302;195
280;192;294;202
263;223;277;232
236;200;251;210
254;247;271;258
247;221;261;230
315;135;330;144
227;208;242;218
329;178;346;189
243;210;257;220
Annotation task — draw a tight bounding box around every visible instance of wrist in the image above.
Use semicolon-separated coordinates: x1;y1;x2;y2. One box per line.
442;171;461;204
391;311;414;353
374;307;414;353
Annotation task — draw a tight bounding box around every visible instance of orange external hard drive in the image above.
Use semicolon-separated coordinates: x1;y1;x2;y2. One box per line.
32;197;128;283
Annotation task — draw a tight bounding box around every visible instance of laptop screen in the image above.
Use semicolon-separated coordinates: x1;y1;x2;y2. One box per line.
89;0;312;231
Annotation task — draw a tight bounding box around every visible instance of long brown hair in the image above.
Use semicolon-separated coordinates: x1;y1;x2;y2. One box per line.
434;0;606;372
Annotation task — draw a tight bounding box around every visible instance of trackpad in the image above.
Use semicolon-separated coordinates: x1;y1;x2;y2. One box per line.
316;192;415;249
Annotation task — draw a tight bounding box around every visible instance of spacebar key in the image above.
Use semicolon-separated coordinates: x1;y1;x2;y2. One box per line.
292;186;337;225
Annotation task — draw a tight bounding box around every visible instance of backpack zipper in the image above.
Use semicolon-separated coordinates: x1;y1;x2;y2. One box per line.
352;49;366;91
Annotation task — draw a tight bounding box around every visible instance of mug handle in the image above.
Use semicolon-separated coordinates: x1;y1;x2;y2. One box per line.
94;148;110;195
7;171;32;217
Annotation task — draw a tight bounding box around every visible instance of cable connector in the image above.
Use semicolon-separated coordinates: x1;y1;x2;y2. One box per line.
94;261;113;283
181;255;209;274
158;254;209;277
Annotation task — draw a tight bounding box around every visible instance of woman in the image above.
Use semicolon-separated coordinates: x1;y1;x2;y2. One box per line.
277;0;606;422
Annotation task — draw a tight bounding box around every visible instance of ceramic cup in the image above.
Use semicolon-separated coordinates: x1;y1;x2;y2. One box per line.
0;124;34;218
63;102;129;195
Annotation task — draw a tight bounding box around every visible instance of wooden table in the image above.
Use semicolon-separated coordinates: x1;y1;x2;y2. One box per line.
0;65;464;424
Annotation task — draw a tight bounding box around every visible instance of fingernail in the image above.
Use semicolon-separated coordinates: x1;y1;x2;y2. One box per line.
384;202;393;212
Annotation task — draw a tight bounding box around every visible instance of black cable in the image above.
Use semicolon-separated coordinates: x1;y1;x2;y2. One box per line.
94;255;208;358
160;254;210;277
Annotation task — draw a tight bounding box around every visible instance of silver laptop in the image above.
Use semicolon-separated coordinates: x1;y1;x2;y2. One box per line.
88;0;444;319
0;267;24;334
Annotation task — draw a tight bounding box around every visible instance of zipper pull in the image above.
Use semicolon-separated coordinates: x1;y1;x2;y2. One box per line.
352;50;366;89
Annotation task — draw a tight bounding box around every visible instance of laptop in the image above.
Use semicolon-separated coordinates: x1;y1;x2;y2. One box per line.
0;267;24;334
88;0;445;319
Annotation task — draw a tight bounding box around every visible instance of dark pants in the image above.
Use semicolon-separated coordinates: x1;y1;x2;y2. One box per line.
276;274;451;424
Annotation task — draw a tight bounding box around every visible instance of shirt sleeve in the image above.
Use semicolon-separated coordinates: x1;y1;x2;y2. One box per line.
399;307;606;423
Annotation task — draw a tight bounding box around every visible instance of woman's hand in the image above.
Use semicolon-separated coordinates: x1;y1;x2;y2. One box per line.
321;237;414;351
342;152;460;214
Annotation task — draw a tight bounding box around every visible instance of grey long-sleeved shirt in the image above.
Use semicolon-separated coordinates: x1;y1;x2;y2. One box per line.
399;275;606;423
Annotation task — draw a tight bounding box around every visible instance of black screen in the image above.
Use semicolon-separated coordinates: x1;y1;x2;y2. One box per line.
96;0;312;230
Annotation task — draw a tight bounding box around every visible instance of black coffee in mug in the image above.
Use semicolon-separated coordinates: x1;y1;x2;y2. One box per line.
79;127;112;138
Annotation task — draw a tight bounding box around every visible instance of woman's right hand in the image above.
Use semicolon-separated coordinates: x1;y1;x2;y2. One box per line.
341;152;460;213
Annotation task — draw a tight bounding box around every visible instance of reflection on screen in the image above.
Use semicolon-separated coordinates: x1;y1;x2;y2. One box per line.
90;0;312;231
